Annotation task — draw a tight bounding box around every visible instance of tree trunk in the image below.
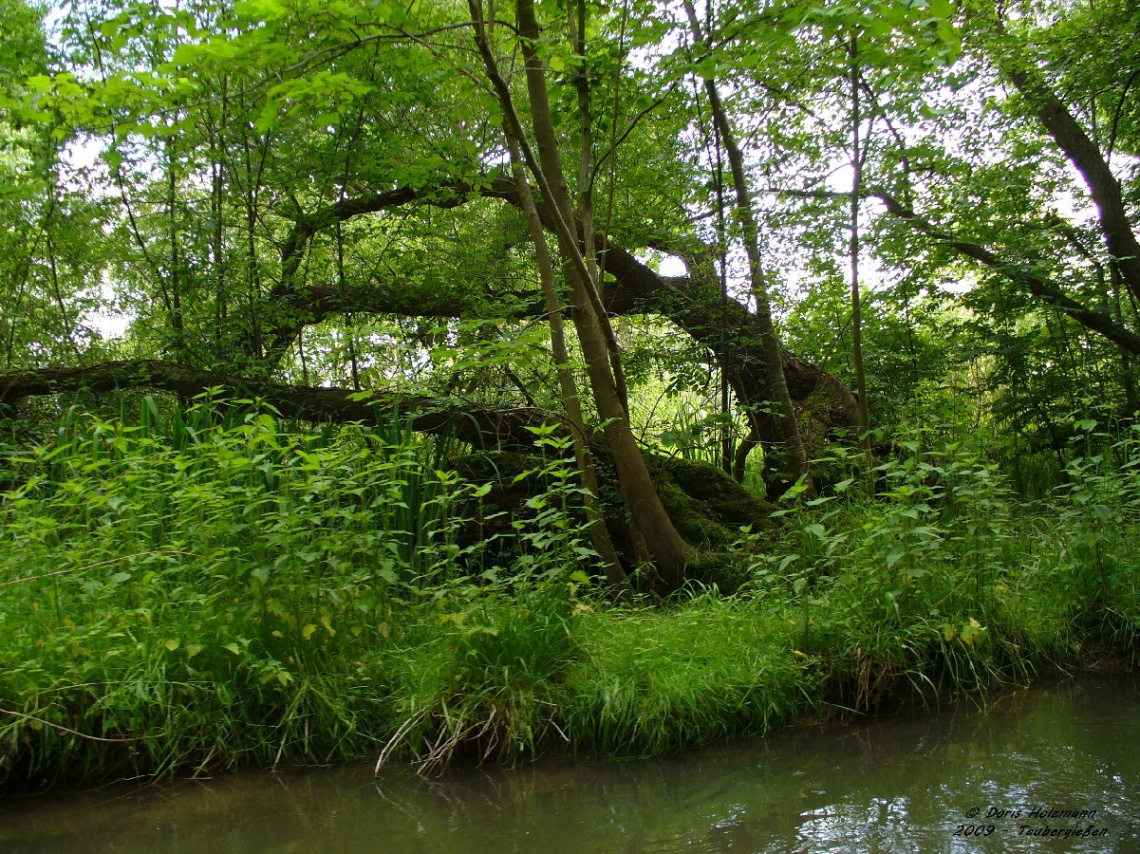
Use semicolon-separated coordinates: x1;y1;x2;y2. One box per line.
849;32;871;453
1005;69;1140;304
0;360;556;448
468;0;696;588
683;0;812;490
503;129;628;588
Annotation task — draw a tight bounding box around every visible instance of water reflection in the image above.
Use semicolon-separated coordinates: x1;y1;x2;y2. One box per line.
2;675;1138;853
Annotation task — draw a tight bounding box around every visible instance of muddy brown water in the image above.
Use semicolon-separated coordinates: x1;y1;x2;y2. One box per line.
2;674;1138;853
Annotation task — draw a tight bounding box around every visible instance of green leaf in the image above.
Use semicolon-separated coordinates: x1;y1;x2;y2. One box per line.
377;567;400;585
777;554;800;573
959;617;986;646
928;0;953;18
171;43;200;66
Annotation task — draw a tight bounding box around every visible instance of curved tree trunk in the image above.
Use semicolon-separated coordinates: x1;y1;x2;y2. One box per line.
683;0;812;490
0;360;555;448
468;0;697;588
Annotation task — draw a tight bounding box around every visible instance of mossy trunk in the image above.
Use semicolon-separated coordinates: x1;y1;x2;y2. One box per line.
459;448;779;595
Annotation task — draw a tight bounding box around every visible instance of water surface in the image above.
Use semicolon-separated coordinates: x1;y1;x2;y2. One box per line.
2;674;1137;853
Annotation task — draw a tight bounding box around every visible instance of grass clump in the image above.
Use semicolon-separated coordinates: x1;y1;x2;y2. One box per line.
564;594;818;753
377;586;580;774
0;400;467;788
740;421;1140;711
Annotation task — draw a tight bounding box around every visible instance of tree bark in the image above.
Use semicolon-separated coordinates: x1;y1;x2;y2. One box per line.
682;0;812;489
468;0;697;587
1006;70;1140;303
0;360;558;448
849;33;871;452
503;127;628;588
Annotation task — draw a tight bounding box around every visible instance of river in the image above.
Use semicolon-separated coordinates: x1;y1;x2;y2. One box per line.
2;674;1137;853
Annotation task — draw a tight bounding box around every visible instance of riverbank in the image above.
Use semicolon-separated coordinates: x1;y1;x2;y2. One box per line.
2;562;1137;792
3;415;1140;791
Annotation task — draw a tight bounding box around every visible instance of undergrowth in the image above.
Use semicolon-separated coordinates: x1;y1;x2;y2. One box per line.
1;401;1139;790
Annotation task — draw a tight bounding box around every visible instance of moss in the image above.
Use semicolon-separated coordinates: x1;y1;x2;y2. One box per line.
683;551;752;594
457;448;782;570
647;455;779;547
653;475;734;545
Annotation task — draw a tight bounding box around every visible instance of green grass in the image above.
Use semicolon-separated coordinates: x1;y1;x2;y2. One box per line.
564;597;816;753
1;404;1139;790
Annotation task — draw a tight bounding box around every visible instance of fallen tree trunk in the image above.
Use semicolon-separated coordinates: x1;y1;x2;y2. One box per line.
263;175;860;476
595;242;859;485
0;360;556;448
1;359;780;594
492;178;861;465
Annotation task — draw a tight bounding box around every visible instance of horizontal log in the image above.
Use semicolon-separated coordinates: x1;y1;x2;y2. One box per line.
0;360;558;448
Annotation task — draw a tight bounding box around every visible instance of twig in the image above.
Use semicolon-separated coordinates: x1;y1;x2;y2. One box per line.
375;708;428;775
0;550;199;588
0;708;149;744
